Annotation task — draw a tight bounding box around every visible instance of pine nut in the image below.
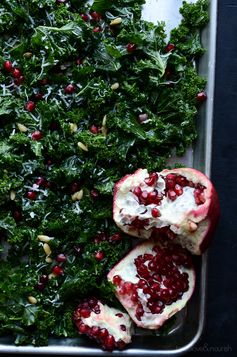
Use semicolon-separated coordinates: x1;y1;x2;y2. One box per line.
110;17;122;26
69;122;78;133
17;123;28;132
102;115;107;127
10;191;16;200
71;189;83;201
48;273;57;280
23;52;33;58
78;142;88;152
37;235;54;243
111;82;119;90
43;243;51;256
45;257;53;263
28;296;37;304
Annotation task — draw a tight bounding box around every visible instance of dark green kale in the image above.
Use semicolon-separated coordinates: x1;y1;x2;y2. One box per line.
0;0;208;346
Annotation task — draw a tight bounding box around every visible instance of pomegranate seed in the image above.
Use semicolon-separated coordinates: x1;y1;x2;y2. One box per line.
70;182;80;193
147;190;158;204
196;91;207;102
151;208;161;218
89;125;99;134
131;292;138;302
52;265;64;276
90;325;100;336
117;340;126;350
113;275;122;286
165;43;175;52
39;274;49;284
167;190;177;201
95;250;105;261
126;43;136;53
174;184;183;196
79;323;89;333
3;60;13;72
145;172;158;186
90;189;99;198
12;210;22;222
27;191;37;200
176;175;187;186
76;58;84;65
14;75;25;85
104;335;115;350
80;13;89;21
39;78;48;85
100;327;109;338
35;282;45;291
12;68;21;78
64;84;75;94
35;177;45;186
133;186;142;197
141;190;148;200
31;130;43;140
80;308;91;318
56;253;67;262
25;101;36;112
34;92;44;101
93;27;101;33
110;232;122;242
123;281;133;293
90;11;102;21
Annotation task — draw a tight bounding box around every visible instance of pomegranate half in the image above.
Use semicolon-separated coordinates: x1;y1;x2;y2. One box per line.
113;168;220;255
73;298;133;351
107;240;195;329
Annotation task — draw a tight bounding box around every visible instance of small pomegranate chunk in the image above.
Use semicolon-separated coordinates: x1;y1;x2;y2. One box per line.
26;101;36;112
11;68;21;78
31;130;43;140
108;240;195;329
113;168;220;254
196;91;207;102
95;250;105;261
52;265;64;276
89;125;99;134
90;11;102;21
27;191;37;200
73;299;132;351
14;76;25;86
165;43;175;52
126;43;136;53
64;84;75;94
81;13;89;22
3;60;13;72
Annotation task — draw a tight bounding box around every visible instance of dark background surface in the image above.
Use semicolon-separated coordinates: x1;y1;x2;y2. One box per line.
187;0;237;355
4;1;237;356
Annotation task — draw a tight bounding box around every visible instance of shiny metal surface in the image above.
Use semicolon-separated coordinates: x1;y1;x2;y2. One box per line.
0;0;218;355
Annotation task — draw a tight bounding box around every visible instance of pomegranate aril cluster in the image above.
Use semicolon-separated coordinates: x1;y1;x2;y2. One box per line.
73;299;129;351
113;244;192;319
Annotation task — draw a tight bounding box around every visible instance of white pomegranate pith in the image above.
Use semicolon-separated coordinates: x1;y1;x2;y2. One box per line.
108;240;195;329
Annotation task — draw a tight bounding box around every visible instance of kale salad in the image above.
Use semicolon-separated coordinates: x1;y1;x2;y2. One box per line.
0;0;208;347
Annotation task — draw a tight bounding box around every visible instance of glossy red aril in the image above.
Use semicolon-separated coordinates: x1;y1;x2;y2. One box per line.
113;168;220;255
12;210;22;222
31;130;43;140
95;250;105;261
70;182;80;193
93;27;101;33
73;299;132;351
81;13;89;22
165;43;175;52
11;68;21;78
14;75;25;86
90;11;102;21
89;125;99;134
3;60;13;72
196;91;207;102
27;191;37;200
26;101;36;112
108;240;195;329
76;58;84;65
126;43;136;53
64;84;75;94
52;265;64;276
90;189;99;199
56;253;67;262
34;92;44;101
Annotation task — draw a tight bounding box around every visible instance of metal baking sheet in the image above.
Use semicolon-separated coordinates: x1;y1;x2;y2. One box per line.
0;0;218;355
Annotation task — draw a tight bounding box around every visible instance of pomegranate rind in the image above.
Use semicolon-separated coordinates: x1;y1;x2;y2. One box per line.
107;240;195;329
73;300;133;350
113;168;220;255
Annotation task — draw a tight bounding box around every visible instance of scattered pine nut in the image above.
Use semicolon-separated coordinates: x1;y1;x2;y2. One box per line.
78;142;88;152
28;296;37;304
110;17;122;26
43;243;52;256
69;122;78;133
102;115;107;127
111;82;119;90
10;191;16;200
37;235;54;243
71;189;84;201
45;256;53;263
17;123;28;132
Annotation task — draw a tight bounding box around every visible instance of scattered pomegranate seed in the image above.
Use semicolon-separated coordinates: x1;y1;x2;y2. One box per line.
151;208;161;218
76;58;84;65
64;84;75;94
27;191;37;200
56;253;67;262
31;130;43;140
79;323;89;333
93;27;101;33
34;92;44;101
81;13;89;22
39;274;49;284
126;43;136;53
196;91;207;102
95;250;105;261
14;75;25;86
145;172;158;186
11;68;21;78
90;11;102;21
165;43;175;52
35;282;45;291
174;184;183;196
52;265;64;276
90;189;99;199
89;125;99;134
70;182;80;193
3;60;13;72
25;101;36;112
110;232;122;242
39;78;48;85
12;210;22;222
104;335;115;350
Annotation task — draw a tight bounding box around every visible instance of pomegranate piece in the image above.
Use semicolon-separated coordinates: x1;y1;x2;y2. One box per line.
73;299;132;351
108;240;195;329
113;168;220;255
